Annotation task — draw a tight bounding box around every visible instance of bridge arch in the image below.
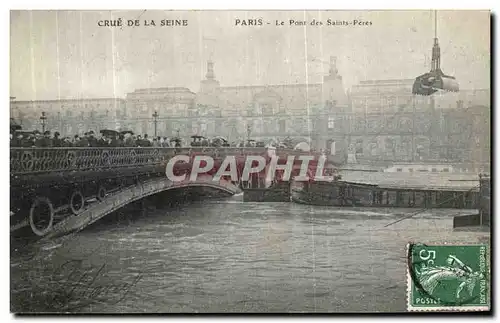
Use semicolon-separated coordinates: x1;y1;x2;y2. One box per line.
26;176;239;239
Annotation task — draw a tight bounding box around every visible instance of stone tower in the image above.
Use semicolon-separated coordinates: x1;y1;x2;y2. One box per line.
315;57;349;157
200;60;220;94
322;56;348;110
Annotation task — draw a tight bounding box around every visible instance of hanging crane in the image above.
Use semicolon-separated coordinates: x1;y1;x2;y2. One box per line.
412;11;460;96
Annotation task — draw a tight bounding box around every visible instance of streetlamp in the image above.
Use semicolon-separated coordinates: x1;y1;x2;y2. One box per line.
40;111;47;133
152;110;159;137
246;123;252;142
57;112;62;134
174;129;181;148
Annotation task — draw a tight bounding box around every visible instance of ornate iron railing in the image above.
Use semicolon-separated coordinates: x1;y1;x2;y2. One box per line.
10;147;279;175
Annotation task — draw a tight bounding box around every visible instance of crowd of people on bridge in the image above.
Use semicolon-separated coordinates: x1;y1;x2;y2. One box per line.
10;129;180;148
10;126;275;149
9;122;323;152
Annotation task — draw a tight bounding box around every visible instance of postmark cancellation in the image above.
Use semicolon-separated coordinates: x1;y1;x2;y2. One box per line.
406;243;490;312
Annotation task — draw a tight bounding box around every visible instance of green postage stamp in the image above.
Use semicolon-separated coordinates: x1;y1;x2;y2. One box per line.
407;243;490;312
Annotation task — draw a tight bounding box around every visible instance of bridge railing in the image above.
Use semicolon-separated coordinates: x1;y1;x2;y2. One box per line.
9;147;274;175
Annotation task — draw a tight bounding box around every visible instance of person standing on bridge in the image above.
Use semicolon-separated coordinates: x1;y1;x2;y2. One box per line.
142;134;152;147
87;131;98;147
107;134;117;147
72;135;80;146
97;133;108;147
124;133;134;147
62;136;72;147
52;132;62;147
23;134;35;147
135;135;143;147
11;133;23;147
120;134;127;146
30;131;40;147
75;134;88;147
161;137;170;147
35;131;53;147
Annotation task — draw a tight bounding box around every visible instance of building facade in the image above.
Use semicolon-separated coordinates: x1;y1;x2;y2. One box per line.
195;57;350;152
122;57;351;153
432;104;490;171
349;79;434;162
125;87;196;137
10;98;126;136
349;79;490;167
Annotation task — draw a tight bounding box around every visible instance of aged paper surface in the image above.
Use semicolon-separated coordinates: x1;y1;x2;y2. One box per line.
10;10;490;313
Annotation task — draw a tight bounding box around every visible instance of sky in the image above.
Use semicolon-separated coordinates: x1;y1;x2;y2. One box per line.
10;10;490;101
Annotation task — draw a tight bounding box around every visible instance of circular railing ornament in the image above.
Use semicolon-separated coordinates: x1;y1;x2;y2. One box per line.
29;196;54;237
97;185;107;201
70;190;85;215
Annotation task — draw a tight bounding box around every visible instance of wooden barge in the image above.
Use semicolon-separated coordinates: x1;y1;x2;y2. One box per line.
290;176;480;209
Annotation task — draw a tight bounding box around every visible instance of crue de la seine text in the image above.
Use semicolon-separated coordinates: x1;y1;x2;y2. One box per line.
98;19;189;27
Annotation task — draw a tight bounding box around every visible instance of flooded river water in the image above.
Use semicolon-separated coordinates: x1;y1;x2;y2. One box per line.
10;194;489;313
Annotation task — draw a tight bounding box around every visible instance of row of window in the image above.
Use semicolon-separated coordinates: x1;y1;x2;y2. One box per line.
396;168;450;173
124;119;324;136
394;167;487;173
351;96;413;107
350;120;433;133
12;106;126;119
14;103;123;112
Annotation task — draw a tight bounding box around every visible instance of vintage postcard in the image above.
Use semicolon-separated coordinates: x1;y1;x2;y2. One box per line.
10;10;491;313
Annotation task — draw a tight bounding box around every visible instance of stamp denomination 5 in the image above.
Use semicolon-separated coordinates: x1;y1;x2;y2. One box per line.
407;243;490;312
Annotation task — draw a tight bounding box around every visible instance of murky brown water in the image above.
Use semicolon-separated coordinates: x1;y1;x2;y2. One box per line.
10;195;488;313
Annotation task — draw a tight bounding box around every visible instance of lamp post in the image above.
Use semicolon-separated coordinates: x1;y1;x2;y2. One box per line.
246;123;252;142
57;112;62;133
40;111;47;133
175;129;181;147
152;110;159;137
